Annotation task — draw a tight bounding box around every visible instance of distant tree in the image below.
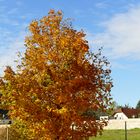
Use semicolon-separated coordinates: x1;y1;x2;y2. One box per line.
0;10;113;140
111;101;119;110
105;101;118;116
115;103;132;109
136;100;140;109
124;104;132;108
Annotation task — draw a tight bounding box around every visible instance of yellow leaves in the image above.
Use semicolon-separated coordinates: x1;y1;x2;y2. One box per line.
34;99;41;104
4;66;15;81
57;107;68;114
48;9;55;14
0;79;4;87
0;9;113;140
57;10;62;15
29;20;39;34
47;106;67;115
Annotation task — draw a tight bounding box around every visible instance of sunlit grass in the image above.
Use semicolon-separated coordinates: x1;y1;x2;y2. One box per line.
89;129;140;140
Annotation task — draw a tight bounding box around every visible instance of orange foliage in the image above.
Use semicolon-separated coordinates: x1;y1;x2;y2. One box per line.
0;10;113;140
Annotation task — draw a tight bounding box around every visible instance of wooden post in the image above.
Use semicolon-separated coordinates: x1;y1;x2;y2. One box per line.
125;121;127;140
6;126;8;140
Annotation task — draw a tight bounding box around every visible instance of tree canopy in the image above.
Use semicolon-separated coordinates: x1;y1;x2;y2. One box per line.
0;10;113;140
136;100;140;109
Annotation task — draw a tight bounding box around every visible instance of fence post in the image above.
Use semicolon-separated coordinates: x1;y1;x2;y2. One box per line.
6;125;9;140
125;121;127;140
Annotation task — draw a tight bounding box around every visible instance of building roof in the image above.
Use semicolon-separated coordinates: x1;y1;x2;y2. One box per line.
114;108;140;118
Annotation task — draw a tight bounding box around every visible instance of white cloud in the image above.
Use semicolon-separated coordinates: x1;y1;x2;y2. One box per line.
93;5;140;60
0;1;30;76
0;31;25;76
7;8;18;15
95;2;109;9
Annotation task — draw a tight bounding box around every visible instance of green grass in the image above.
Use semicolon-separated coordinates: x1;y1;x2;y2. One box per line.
89;129;140;140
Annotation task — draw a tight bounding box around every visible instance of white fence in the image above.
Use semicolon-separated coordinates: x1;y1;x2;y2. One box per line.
104;118;140;129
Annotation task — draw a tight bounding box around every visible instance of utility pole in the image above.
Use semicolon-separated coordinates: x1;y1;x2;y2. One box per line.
125;121;127;140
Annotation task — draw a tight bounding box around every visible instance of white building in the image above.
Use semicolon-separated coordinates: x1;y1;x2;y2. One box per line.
114;112;128;120
113;108;140;120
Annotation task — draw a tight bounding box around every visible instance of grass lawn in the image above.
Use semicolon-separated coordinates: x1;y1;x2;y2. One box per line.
89;129;140;140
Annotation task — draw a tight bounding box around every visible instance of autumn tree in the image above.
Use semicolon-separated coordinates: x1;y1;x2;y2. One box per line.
0;10;113;140
136;100;140;109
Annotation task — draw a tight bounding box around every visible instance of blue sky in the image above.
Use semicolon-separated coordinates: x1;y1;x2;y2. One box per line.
0;0;140;107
